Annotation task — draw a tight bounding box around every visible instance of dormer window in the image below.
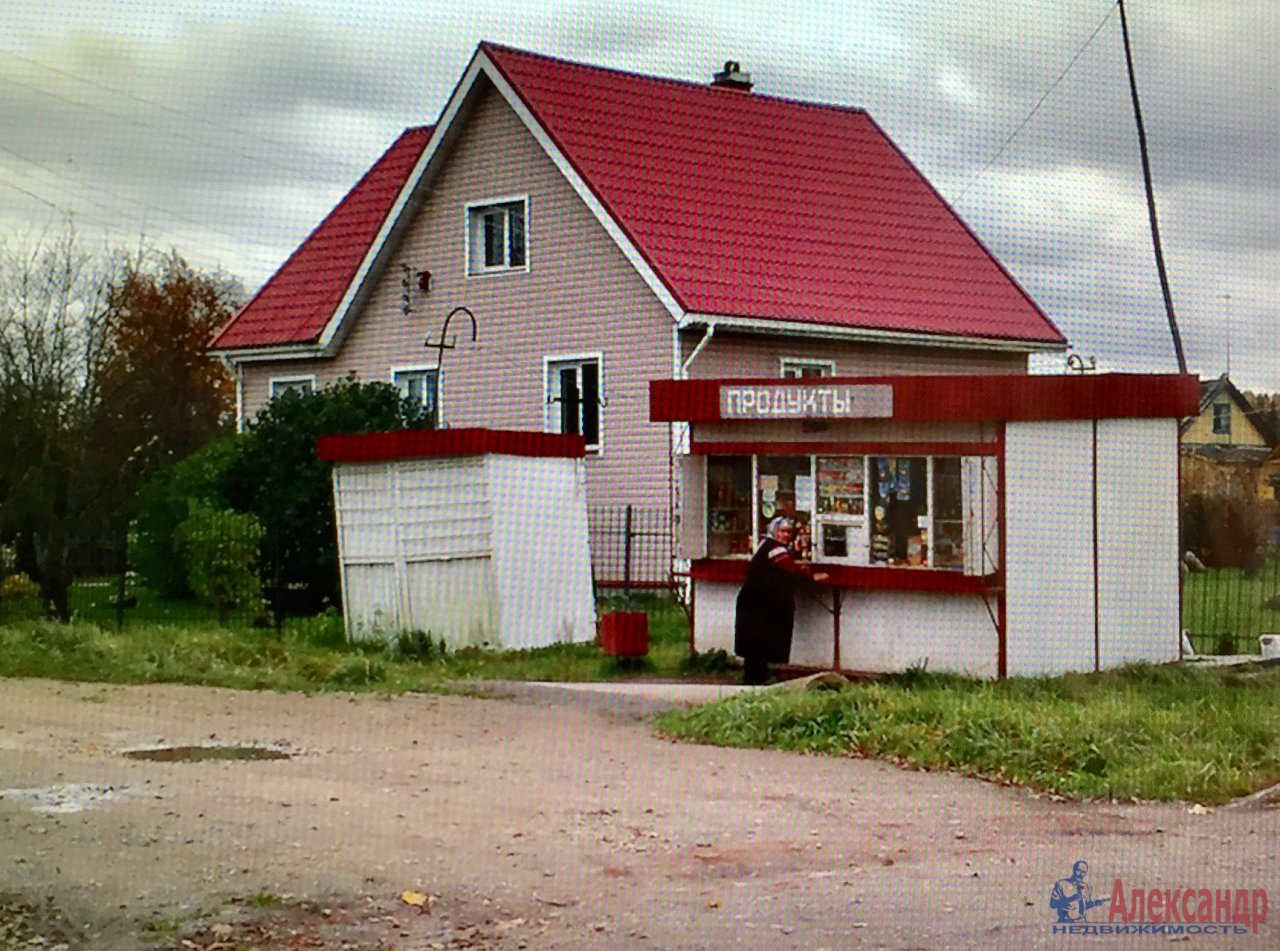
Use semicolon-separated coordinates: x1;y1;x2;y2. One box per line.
467;197;527;275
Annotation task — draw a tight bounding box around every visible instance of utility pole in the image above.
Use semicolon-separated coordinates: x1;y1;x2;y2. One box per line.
1224;292;1232;377
1117;0;1188;374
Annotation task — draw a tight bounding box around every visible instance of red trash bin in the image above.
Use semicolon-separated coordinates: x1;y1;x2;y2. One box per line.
599;611;649;658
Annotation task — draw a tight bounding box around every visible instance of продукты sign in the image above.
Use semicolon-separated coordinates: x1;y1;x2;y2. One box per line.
719;384;893;420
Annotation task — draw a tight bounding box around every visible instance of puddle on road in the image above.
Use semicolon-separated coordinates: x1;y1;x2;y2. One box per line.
0;782;128;813
121;744;291;763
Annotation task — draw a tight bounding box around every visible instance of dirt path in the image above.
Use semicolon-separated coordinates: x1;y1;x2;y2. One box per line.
1;678;1277;949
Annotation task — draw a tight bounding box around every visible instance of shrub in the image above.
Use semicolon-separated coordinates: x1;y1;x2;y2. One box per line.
133;436;241;599
0;571;39;602
176;503;265;623
223;379;430;617
1181;489;1268;572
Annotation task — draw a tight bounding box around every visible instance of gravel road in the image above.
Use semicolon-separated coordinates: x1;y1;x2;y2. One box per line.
1;677;1276;949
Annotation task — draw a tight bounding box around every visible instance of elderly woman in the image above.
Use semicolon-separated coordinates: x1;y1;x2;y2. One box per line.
734;517;828;685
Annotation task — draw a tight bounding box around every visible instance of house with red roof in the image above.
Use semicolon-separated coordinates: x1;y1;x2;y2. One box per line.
209;43;1067;586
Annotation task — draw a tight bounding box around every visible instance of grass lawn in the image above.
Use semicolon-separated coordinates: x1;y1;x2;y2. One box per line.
0;594;722;694
1182;556;1280;654
656;664;1280;805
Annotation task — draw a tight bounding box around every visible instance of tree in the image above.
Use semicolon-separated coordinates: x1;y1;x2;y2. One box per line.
0;226;122;619
0;228;243;620
223;379;431;617
133;435;240;599
97;254;238;474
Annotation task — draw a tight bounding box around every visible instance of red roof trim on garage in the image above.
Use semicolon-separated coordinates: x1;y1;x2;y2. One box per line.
317;428;585;462
651;373;1200;424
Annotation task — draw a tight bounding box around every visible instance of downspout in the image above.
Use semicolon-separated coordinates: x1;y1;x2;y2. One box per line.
680;321;716;379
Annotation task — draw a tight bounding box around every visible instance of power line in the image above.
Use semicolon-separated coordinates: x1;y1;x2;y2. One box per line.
0;47;366;180
954;1;1119;206
0;170;280;278
0;142;286;269
0;70;353;186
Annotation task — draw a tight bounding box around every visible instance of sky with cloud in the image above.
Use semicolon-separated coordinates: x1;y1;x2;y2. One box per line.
1;1;1275;387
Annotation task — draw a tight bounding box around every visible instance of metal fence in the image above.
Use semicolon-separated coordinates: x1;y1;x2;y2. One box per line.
1181;549;1280;655
588;504;673;595
0;521;317;631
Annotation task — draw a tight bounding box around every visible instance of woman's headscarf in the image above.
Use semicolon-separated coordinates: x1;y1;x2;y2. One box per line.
765;516;795;541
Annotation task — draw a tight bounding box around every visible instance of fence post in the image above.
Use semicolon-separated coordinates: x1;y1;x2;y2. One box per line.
623;504;633;601
115;527;128;633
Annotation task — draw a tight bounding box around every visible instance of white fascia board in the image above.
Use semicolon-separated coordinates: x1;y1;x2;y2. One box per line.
479;52;685;323
314;50;491;354
210;344;326;364
680;312;1069;354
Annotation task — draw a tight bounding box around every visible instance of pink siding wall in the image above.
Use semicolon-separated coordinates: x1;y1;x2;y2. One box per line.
681;331;1027;378
241;82;677;514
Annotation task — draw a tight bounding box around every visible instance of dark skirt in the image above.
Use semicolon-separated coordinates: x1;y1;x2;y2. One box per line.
734;584;795;665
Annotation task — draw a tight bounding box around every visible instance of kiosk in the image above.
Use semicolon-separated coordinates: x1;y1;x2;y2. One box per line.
652;373;1199;678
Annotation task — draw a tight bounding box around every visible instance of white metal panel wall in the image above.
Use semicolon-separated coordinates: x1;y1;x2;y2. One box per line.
693;581;997;676
343;564;400;639
487;454;595;648
679;454;707;561
403;557;499;649
396;458;491;560
1004;421;1096;676
1096;419;1180;667
334;464;399;561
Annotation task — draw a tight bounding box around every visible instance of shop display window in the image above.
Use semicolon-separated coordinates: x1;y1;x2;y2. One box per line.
869;456;928;566
815;456;866;563
700;451;989;572
706;456;753;556
756;456;814;559
932;456;965;570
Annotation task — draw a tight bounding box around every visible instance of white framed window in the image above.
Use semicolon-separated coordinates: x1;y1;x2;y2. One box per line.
544;353;603;452
269;375;316;399
780;357;836;379
1212;402;1231;436
391;366;440;428
466;196;528;275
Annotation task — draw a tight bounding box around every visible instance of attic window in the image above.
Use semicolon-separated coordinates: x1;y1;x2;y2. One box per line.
1212;402;1231;436
467;197;527;275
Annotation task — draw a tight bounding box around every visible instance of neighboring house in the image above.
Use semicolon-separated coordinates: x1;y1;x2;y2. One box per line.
209;43;1067;584
1180;374;1277;503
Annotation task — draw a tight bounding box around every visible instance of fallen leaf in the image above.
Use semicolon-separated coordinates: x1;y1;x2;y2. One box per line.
400;890;429;908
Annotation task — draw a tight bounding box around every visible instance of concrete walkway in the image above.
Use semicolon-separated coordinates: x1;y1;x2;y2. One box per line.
469;679;753;716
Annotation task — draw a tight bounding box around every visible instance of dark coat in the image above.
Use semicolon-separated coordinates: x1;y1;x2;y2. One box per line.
734;538;808;664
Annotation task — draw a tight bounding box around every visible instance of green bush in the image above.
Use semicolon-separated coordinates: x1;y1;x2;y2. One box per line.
223;379;430;616
133;437;241;599
176;503;265;623
0;571;39;601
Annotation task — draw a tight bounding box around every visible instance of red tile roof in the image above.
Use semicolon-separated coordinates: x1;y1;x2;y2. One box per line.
213;44;1065;351
210;125;433;349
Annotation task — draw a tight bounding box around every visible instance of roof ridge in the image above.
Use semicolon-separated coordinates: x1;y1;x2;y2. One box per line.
478;40;872;120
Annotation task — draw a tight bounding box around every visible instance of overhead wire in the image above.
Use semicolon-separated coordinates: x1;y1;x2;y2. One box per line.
0;142;288;270
952;0;1120;208
0;47;366;180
